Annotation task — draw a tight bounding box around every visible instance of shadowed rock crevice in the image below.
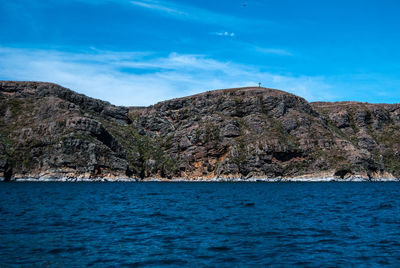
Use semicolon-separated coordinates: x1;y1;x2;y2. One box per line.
0;159;13;181
272;151;303;162
334;169;351;179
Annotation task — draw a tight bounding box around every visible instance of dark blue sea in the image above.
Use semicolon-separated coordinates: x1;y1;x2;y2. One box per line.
1;182;400;267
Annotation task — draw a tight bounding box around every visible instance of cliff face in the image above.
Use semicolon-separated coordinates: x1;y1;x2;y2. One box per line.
0;81;133;180
1;81;399;181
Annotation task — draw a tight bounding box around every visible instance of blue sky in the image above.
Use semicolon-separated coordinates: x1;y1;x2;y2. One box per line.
0;0;399;106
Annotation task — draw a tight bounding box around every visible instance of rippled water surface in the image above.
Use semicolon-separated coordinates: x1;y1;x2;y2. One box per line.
1;182;400;267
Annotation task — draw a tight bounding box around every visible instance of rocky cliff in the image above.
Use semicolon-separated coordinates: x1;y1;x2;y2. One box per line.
1;81;399;181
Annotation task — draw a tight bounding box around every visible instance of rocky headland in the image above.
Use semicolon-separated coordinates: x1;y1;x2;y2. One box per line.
1;81;399;181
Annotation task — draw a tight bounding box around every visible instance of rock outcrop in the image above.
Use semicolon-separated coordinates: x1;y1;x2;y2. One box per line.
0;81;133;180
1;81;399;181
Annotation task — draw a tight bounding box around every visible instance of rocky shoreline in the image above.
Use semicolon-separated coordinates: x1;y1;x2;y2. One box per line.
2;173;399;182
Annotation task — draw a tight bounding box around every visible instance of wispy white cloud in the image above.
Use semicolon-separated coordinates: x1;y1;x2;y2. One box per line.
253;46;293;56
129;0;258;28
219;40;293;57
130;0;186;16
0;46;335;106
214;31;235;37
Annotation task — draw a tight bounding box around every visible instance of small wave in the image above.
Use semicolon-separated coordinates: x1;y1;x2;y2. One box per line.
257;231;281;237
146;192;160;196
217;256;238;262
317;239;340;244
240;202;255;207
118;237;139;243
378;203;394;209
87;258;115;266
348;235;360;240
310;229;334;237
48;246;86;254
123;259;188;266
148;211;167;218
208;246;232;252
